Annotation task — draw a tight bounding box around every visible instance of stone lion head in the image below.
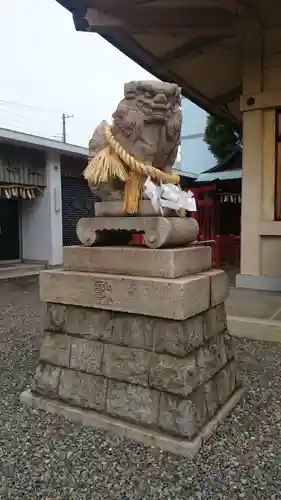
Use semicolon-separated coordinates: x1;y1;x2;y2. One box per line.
111;80;182;168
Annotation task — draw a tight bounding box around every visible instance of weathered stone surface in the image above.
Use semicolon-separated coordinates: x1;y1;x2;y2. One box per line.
203;270;228;307
216;366;232;405
104;313;155;351
63;245;212;279
76;216;199;249
87;81;181;205
22;387;246;458
106;380;159;426
224;333;235;360
204;378;219;418
70;339;103;374
47;305;154;351
40;270;210;320
58;369;107;411
39;333;70;367
217;334;228;366
33;362;60;397
155;314;204;357
229;359;238;393
204;304;227;340
196;335;227;383
150;354;198;397
65;307;112;342
159;388;207;438
44;303;67;333
102;344;153;386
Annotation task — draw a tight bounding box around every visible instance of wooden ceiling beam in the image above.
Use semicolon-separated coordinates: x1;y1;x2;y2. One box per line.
213;85;242;105
155;35;234;69
235;0;261;21
93;0;240;10
143;0;240;10
134;0;156;4
101;28;239;122
88;5;236;28
85;9;122;29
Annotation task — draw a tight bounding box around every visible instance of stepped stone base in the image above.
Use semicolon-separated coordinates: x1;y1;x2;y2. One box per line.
21;386;245;458
22;244;243;457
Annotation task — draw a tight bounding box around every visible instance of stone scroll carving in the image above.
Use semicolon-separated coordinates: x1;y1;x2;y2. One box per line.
76;217;199;249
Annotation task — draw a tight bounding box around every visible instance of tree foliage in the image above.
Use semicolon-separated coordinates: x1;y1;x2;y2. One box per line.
204;115;242;163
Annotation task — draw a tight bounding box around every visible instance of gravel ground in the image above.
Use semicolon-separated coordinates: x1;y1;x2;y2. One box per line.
0;278;281;499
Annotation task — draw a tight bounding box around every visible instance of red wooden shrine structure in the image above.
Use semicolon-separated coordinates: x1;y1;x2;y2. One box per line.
190;184;240;268
130;182;241;268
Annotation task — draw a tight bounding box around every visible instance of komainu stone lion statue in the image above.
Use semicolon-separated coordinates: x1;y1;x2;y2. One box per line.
84;81;182;212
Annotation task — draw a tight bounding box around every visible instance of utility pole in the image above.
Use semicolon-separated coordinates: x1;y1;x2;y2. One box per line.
61;113;74;143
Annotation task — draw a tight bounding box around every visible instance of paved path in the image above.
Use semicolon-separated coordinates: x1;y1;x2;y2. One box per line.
0;277;281;499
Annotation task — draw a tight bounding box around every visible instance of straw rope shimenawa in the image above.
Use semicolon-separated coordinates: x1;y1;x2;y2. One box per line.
84;124;181;214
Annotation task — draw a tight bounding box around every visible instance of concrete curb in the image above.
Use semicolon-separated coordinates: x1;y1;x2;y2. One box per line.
21;386;245;458
0;271;41;281
228;315;281;342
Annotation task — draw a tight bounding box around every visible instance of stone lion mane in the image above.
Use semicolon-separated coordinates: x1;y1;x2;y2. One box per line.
87;80;182;200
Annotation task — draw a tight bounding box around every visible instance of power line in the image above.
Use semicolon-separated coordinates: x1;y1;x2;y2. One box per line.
0;98;95;146
0;98;64;114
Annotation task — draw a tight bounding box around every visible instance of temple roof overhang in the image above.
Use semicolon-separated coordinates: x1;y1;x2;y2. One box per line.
56;0;281;123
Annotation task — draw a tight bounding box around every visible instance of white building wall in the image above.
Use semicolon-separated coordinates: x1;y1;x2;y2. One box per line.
21;151;63;265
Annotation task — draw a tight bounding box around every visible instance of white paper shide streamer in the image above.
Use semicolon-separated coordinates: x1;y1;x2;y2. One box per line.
144;177;197;215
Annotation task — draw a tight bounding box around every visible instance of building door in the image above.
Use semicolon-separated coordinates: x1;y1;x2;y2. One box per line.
0;199;20;261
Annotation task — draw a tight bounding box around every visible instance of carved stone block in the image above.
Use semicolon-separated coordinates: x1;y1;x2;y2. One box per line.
150;353;198;397
196;335;227;384
33;363;61;397
106;380;160;426
204;269;229;307
155;314;205;357
216;366;232;406
102;344;153;387
40;269;211;320
58;369;107;411
63;245;211;278
39;333;71;368
204;378;219;418
159;388;207;439
203;303;227;340
70;339;103;375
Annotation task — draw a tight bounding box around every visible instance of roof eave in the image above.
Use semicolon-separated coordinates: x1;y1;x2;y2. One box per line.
56;1;240;122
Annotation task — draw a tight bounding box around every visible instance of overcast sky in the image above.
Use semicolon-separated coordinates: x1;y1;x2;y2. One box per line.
0;0;154;146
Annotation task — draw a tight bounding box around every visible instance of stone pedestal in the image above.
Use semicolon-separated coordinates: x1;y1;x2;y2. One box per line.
22;245;243;457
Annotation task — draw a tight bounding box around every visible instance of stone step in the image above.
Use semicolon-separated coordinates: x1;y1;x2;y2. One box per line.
63;245;212;278
0;264;45;280
39;268;228;320
228;315;281;343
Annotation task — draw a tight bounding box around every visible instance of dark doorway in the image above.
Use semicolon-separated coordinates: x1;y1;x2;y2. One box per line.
0;199;20;261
